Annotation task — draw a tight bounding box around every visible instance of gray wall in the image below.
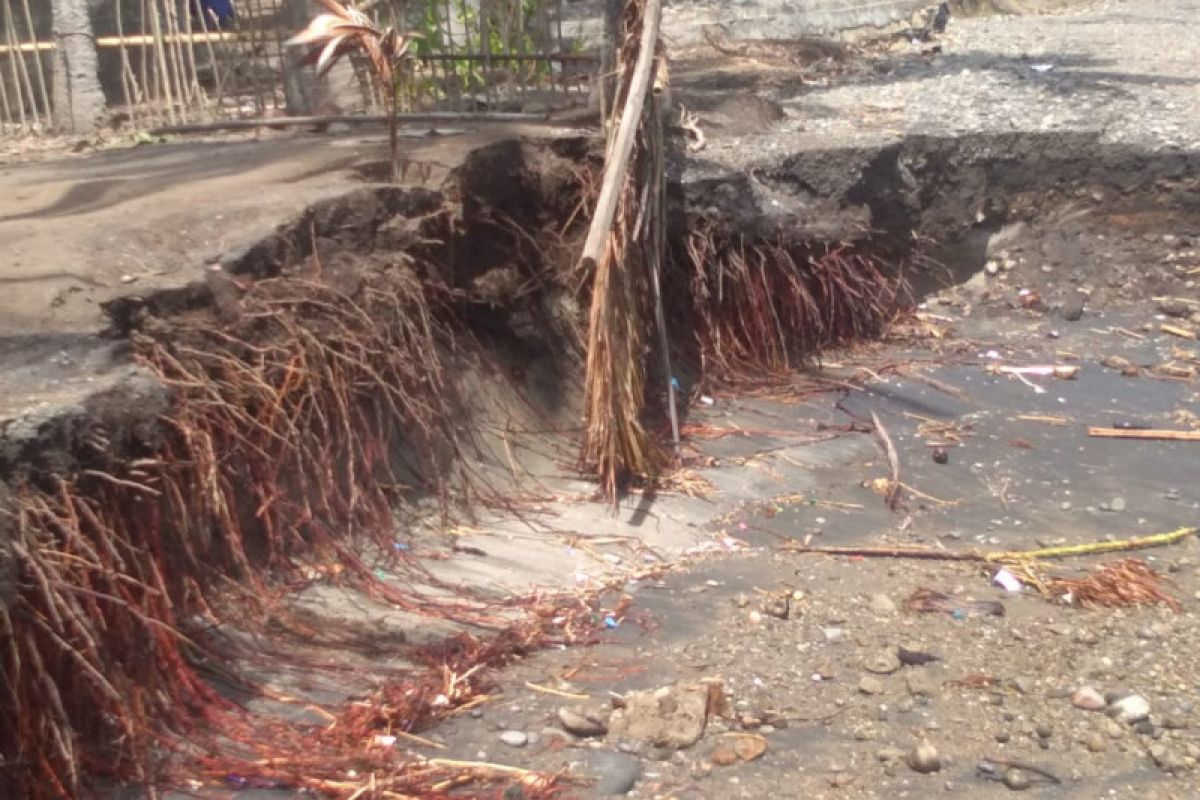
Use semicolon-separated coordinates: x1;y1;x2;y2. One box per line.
558;0;935;46
664;0;933;43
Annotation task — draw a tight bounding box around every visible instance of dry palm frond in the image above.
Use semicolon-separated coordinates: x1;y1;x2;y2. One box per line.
1045;559;1180;611
287;0;417;181
288;0;413;83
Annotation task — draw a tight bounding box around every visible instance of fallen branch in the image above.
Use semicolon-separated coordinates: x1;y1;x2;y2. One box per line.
1088;427;1200;441
787;527;1198;562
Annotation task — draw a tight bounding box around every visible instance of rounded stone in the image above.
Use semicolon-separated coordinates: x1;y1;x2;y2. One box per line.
1003;768;1032;790
499;730;528;748
907;741;941;774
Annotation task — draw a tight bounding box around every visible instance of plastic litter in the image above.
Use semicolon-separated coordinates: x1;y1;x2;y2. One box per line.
993;567;1023;593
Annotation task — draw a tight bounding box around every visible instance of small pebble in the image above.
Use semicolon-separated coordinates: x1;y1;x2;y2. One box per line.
870;593;898;616
1112;695;1151;724
499;730;528;748
907;741;941;774
864;650;902;675
1003;767;1031;790
1072;687;1106;711
1083;732;1107;753
1110;496;1127;512
859;676;885;695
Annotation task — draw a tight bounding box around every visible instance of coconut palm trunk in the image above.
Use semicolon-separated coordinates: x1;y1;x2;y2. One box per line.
51;0;106;132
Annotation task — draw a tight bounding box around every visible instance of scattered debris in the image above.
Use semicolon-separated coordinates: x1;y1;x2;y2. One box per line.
905;588;1005;618
987;364;1079;394
932;446;949;464
992;568;1023;593
1160;323;1197;340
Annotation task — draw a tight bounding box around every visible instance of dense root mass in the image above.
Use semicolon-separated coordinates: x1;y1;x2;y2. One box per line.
684;228;911;383
0;256;567;798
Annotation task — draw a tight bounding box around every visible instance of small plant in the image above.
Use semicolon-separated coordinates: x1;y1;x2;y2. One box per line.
288;0;417;182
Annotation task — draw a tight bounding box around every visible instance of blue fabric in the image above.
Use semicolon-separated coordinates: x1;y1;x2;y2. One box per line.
195;0;236;28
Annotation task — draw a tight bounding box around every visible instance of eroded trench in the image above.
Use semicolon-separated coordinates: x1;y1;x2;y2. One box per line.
1;129;1198;798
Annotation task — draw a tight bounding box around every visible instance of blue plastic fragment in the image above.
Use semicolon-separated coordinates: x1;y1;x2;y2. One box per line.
393;541;410;552
671;376;681;390
952;609;966;621
603;614;619;629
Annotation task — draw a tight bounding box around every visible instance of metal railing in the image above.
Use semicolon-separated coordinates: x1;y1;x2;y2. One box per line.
0;0;599;137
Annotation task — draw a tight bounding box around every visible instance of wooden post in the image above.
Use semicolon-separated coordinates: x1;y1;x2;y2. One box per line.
50;0;107;132
578;0;662;273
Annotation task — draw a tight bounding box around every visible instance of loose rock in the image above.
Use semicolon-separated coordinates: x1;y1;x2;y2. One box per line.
907;740;941;774
870;593;897;616
577;750;641;796
499;730;528;748
1111;695;1151;724
1003;767;1031;791
558;707;608;738
1072;687;1107;711
859;676;885;695
864;650;902;675
906;673;937;697
606;682;720;750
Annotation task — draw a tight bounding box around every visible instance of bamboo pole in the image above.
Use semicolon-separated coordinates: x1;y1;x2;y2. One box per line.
1;9;27;127
112;0;140;127
0;43;15;124
1088;427;1200;441
577;0;661;272
18;0;50;120
146;0;177;124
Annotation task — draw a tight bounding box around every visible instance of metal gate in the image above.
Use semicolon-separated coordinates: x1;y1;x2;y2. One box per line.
0;0;598;137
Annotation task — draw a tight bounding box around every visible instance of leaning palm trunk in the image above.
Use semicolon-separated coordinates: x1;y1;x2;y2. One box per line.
580;0;666;497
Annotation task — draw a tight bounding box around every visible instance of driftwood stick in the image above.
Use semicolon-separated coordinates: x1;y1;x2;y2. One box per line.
577;0;663;272
870;411;902;509
1088;427;1200;441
